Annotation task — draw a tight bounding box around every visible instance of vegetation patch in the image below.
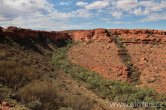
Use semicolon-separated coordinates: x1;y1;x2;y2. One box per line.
19;80;93;110
52;40;166;109
0;84;11;102
19;81;63;110
0;60;40;90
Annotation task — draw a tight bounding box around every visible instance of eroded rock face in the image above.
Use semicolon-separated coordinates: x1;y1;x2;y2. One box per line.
53;32;70;41
2;27;165;44
110;29;166;43
110;29;166;35
72;28;112;42
71;30;94;41
1;26;71;43
93;28;112;42
4;26;40;41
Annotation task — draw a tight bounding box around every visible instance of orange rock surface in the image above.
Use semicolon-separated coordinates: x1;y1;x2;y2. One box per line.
72;28;112;42
1;26;71;43
110;29;166;43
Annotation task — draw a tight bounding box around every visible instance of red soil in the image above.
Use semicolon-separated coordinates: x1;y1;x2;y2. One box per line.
68;41;128;81
126;44;166;93
68;29;166;93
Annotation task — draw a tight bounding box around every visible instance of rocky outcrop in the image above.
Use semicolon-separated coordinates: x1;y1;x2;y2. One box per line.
110;29;166;43
4;27;39;40
0;26;71;43
93;28;112;42
71;30;94;41
1;26;166;44
72;28;112;42
110;29;166;35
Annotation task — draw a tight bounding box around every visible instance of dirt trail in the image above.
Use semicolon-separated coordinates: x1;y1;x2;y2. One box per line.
55;72;139;110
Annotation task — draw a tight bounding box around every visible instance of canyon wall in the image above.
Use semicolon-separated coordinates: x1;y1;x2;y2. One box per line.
0;26;166;44
0;26;71;43
109;29;166;43
71;28;113;42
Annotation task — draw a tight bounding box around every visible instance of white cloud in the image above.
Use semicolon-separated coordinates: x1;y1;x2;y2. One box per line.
76;2;88;7
138;0;166;12
73;9;92;18
140;12;166;22
133;7;142;16
0;0;165;29
111;11;123;18
116;0;138;11
108;0;166;20
59;2;70;6
85;1;110;10
0;0;92;30
0;16;7;21
133;7;150;16
0;0;54;19
112;21;131;24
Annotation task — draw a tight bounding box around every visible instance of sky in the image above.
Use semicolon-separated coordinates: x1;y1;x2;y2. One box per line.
0;0;166;31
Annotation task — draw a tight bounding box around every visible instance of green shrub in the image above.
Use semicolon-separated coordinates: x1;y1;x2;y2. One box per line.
0;60;40;89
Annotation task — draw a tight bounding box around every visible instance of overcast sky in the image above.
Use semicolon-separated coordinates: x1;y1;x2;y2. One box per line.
0;0;166;30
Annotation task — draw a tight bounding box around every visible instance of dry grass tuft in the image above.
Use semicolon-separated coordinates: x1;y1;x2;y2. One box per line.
0;60;40;89
19;81;63;110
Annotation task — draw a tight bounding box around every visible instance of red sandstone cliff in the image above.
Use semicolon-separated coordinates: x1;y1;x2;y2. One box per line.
109;29;166;43
0;26;166;44
0;26;71;43
71;28;112;42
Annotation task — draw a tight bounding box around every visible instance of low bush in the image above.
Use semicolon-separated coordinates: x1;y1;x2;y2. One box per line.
62;94;93;110
19;80;93;110
0;84;11;102
0;60;40;89
19;81;63;110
